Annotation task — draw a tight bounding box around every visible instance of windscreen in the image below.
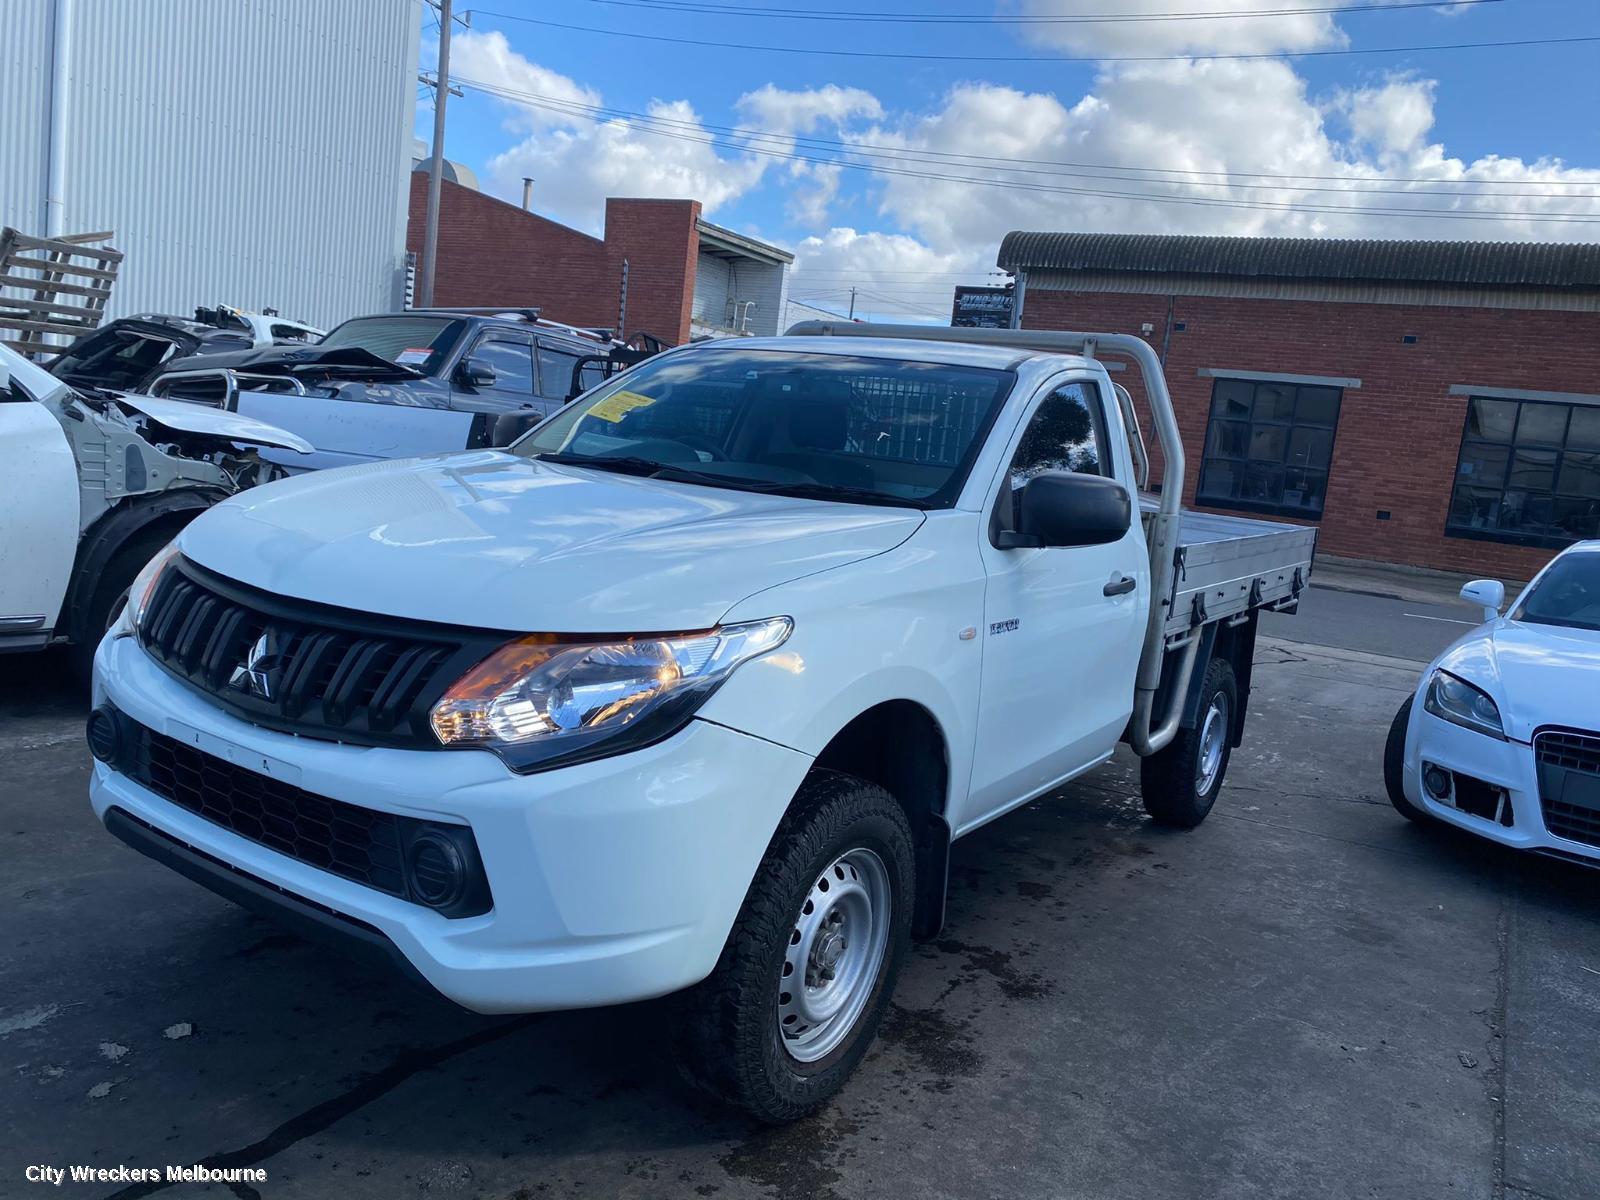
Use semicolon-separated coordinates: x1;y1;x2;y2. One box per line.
1513;552;1600;632
317;316;464;372
515;347;1013;508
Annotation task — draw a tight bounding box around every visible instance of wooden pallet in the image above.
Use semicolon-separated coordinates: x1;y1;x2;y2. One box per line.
0;228;122;359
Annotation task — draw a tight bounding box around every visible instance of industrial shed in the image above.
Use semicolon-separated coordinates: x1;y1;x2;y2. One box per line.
999;231;1600;580
2;0;421;328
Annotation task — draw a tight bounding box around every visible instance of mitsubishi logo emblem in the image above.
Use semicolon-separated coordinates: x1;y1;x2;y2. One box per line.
230;631;283;701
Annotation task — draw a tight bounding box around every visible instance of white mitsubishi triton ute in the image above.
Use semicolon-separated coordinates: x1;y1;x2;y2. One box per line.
87;323;1313;1121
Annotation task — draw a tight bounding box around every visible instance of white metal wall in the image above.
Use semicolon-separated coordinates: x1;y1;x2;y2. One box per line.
0;1;53;237
691;254;790;337
1;0;422;327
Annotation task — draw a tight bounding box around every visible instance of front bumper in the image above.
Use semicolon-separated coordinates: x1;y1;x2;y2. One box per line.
91;633;813;1013
1404;702;1600;863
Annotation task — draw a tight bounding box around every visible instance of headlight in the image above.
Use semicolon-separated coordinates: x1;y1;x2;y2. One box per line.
1423;670;1505;741
119;542;181;635
430;616;792;771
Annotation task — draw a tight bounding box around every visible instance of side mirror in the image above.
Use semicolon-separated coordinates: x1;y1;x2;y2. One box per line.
998;472;1131;550
1460;578;1505;623
458;358;496;388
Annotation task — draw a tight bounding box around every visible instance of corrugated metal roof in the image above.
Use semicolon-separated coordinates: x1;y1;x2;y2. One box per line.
997;232;1600;291
696;219;795;265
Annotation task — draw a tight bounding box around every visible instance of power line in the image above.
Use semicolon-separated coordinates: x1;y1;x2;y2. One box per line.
573;0;1502;24
474;81;1600;222
456;77;1600;223
458;81;1600;199
468;13;1600;64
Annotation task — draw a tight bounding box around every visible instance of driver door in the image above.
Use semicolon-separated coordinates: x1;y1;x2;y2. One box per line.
451;330;537;415
962;379;1146;829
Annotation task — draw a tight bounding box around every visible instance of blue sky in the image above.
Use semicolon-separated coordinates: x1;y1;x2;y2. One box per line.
418;0;1600;321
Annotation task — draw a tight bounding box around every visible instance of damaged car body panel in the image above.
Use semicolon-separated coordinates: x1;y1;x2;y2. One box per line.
48;308;325;394
0;344;307;665
143;311;639;473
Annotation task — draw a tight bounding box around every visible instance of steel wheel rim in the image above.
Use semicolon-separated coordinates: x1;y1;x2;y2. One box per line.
777;847;891;1064
1196;690;1229;796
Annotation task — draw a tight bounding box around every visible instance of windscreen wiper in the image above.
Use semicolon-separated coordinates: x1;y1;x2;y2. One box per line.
731;480;923;508
536;452;921;507
535;452;669;477
536;452;745;489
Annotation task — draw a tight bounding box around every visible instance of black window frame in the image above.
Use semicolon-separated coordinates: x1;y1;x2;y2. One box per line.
466;329;536;396
536;339;584;400
1195;376;1343;520
1445;395;1600;550
990;380;1113;546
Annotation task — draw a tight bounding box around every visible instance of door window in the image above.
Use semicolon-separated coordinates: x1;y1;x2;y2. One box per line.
469;334;535;395
1000;383;1108;529
537;344;582;398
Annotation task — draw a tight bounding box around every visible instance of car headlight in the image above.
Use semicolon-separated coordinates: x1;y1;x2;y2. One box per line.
118;542;182;635
1423;670;1505;741
430;616;792;771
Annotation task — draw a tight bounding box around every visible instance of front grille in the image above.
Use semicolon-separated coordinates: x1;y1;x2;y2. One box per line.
1535;728;1600;849
138;560;504;748
121;716;491;915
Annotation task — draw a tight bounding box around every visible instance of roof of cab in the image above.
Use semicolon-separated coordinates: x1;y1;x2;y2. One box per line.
710;335;1092;372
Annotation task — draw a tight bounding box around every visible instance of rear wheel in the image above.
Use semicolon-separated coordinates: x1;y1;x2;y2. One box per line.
670;770;913;1123
1140;657;1237;829
1384;695;1430;823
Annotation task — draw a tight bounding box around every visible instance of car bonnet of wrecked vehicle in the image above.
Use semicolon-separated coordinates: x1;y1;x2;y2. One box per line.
3;343;312;527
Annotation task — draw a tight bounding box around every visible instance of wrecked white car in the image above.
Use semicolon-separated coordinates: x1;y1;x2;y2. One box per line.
0;344;310;677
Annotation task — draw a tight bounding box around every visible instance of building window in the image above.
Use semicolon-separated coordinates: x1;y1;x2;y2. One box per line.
1195;377;1341;518
1447;396;1600;548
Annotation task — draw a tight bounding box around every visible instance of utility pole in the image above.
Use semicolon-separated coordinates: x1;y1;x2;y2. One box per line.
418;0;456;308
848;287;857;320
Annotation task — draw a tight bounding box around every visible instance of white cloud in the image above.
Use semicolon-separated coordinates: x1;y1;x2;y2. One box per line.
786;162;843;228
447;28;1600;324
852;61;1600;265
448;31;600;131
736;84;883;134
785;227;999;324
1341;76;1437;156
1014;0;1348;56
447;31;767;232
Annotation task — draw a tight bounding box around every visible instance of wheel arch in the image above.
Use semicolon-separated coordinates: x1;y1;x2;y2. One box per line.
62;490;220;644
1176;612;1260;747
810;698;953;939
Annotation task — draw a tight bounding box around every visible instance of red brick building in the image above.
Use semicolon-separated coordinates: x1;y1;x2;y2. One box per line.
405;175;791;345
999;232;1600;580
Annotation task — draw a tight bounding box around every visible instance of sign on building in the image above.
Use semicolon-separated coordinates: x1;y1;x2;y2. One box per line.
951;285;1013;328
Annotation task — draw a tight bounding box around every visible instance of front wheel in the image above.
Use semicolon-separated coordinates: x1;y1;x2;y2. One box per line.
1384;695;1430;823
670;770;913;1123
1140;657;1237;829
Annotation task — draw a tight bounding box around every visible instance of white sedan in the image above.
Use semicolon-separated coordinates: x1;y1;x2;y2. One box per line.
1385;541;1600;864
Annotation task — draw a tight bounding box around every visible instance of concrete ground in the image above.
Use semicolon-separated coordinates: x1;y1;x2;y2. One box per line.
2;583;1597;1200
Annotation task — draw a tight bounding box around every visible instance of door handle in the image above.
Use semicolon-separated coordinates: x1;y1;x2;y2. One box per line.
1103;573;1137;597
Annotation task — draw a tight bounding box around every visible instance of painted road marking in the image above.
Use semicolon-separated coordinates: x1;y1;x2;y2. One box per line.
1403;612;1477;626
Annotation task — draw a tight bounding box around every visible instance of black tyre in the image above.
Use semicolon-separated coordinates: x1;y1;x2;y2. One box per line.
671;769;914;1123
68;529;172;684
1140;656;1237;829
1383;695;1430;823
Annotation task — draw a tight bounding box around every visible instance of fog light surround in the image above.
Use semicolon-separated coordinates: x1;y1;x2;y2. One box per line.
86;706;127;767
1422;764;1452;800
406;831;468;910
